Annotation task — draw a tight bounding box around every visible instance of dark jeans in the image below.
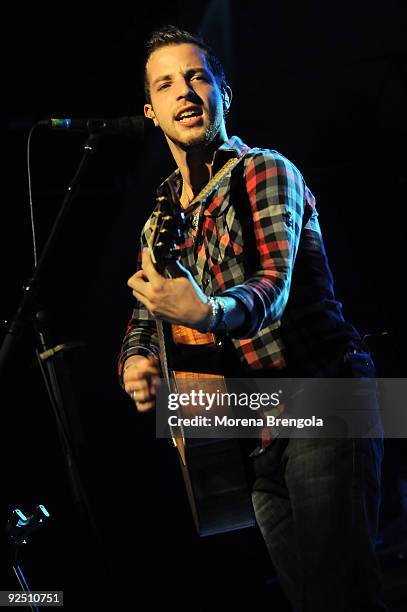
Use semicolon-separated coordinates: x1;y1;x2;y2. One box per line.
251;436;386;611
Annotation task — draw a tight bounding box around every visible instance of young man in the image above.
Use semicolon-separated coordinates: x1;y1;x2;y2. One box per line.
119;25;386;611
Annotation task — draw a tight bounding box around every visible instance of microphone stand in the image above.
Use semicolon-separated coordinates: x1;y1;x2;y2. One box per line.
0;131;99;371
7;506;51;612
1;130;102;553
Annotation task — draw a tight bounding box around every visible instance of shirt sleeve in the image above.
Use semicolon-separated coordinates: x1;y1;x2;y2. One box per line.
222;150;309;338
117;230;160;384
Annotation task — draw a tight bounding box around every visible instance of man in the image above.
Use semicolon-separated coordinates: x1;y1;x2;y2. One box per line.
118;25;386;611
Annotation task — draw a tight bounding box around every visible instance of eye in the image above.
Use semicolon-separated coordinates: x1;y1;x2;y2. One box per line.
158;82;171;91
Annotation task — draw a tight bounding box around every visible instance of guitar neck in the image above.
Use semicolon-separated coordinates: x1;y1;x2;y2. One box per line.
155;318;171;386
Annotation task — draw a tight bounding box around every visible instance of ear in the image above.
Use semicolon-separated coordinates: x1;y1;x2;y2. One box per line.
222;86;232;115
144;103;159;127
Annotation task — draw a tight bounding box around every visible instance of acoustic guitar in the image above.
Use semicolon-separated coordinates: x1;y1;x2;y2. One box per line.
146;193;255;537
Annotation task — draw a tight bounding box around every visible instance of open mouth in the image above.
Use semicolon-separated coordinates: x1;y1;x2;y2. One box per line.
175;108;203;125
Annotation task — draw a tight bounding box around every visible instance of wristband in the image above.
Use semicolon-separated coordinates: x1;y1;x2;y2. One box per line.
206;296;226;333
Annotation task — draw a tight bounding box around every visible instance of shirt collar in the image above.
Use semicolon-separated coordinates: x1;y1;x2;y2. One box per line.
158;135;250;197
215;135;250;157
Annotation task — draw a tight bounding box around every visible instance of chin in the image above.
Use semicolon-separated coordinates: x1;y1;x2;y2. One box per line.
184;136;209;150
181;125;219;150
176;133;209;151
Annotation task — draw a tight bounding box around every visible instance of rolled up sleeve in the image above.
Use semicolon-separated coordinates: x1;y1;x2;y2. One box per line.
223;151;306;338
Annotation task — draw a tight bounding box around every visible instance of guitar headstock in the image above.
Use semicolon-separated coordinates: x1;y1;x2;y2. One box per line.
148;195;186;275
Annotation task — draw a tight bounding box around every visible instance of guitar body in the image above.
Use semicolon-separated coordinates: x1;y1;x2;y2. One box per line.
174;430;256;537
164;323;255;536
149;196;255;537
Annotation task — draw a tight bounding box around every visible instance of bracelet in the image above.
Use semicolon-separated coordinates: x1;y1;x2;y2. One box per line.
205;296;225;333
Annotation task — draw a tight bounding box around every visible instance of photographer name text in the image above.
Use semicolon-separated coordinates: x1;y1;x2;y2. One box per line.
167;415;324;429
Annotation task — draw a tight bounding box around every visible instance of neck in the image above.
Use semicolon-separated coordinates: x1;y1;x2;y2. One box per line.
168;132;229;208
178;155;212;208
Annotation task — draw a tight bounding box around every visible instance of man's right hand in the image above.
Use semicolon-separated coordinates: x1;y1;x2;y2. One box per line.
123;355;160;412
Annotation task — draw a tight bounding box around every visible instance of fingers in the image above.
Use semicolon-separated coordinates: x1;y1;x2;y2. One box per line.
124;358;160;413
128;375;160;412
141;248;162;282
129;375;160;396
128;268;149;287
127;249;161;286
134;269;148;281
123;356;159;377
135;399;156;412
127;254;166;309
124;362;159;382
127;276;150;303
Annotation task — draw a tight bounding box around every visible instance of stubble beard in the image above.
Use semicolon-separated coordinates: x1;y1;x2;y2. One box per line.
172;125;212;152
172;110;223;152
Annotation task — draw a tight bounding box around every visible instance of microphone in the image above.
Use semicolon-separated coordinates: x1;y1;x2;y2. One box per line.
7;505;50;545
37;115;147;137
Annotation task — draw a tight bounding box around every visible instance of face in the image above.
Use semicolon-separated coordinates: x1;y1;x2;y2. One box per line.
144;43;230;152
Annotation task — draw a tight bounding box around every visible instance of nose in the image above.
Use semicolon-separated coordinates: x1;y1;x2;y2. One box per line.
175;76;196;100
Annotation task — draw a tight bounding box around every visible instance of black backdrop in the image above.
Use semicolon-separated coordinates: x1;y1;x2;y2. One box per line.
4;1;407;610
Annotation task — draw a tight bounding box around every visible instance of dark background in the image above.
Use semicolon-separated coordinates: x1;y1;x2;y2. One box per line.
4;1;407;610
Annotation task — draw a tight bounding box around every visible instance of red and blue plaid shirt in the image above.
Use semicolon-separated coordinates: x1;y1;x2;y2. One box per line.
118;136;359;381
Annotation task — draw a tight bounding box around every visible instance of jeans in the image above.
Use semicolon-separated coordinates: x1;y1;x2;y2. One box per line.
251;436;386;611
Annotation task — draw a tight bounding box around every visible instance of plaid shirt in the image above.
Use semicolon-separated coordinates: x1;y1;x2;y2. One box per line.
118;136;359;381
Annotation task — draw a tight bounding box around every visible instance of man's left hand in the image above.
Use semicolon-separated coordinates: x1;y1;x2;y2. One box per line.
128;248;211;328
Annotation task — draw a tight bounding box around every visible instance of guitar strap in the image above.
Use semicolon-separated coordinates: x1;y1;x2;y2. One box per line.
183;151;249;231
170;152;249;347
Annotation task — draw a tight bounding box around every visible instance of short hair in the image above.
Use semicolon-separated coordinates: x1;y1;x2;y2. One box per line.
144;25;228;103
